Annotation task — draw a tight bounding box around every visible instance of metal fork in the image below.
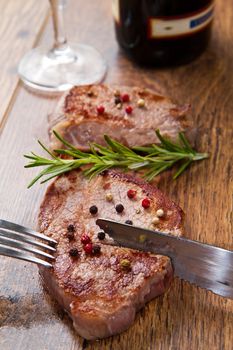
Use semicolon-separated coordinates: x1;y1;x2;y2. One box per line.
0;219;57;268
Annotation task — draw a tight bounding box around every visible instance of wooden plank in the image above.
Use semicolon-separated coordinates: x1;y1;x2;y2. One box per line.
0;0;49;127
0;0;232;349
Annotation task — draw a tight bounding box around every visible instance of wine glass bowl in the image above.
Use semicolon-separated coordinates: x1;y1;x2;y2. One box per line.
18;43;107;92
18;0;107;92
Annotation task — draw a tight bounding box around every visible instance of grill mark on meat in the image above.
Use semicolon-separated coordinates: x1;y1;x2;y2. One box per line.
38;170;184;339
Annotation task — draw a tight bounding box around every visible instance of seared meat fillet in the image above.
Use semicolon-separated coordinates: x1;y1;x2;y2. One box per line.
49;84;191;150
38;170;184;340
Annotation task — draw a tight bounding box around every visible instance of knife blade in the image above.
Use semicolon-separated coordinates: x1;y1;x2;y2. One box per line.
96;218;233;299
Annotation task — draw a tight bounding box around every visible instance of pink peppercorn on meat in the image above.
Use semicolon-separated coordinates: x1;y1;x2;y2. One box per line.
49;84;191;151
38;170;184;340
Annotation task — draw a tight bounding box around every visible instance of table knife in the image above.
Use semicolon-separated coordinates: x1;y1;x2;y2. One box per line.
96;218;233;299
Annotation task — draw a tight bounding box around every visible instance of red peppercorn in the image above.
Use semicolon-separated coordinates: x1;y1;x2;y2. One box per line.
121;94;130;103
127;189;137;199
81;234;91;245
97;105;105;114
142;198;150;209
125;106;133;114
84;243;93;254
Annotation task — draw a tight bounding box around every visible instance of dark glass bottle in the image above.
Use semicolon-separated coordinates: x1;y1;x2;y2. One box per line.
112;0;214;66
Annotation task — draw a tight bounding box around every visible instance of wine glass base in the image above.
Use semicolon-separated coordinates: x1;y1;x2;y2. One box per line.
18;43;107;92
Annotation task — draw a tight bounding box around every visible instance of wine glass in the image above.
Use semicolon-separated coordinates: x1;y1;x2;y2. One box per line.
18;0;107;92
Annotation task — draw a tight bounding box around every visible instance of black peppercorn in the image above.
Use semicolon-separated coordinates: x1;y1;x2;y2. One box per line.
97;231;106;240
69;248;79;257
125;220;133;225
114;96;122;105
67;224;75;232
92;245;101;254
89;205;98;215
115;204;124;213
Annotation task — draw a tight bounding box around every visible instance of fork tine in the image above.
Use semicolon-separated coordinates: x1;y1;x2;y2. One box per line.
0;244;53;268
0;219;56;244
0;228;56;252
0;236;55;260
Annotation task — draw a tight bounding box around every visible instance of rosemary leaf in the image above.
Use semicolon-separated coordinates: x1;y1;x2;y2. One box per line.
173;160;192;179
178;132;195;154
24;130;208;187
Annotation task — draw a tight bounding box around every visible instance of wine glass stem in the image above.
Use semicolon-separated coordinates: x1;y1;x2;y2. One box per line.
50;0;68;51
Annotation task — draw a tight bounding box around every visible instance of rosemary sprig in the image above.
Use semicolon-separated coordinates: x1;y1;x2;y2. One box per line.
24;130;208;188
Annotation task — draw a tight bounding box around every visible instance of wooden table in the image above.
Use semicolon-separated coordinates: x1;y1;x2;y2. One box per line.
0;0;232;349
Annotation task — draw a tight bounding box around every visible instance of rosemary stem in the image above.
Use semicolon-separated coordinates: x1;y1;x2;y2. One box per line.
24;130;209;187
193;153;209;161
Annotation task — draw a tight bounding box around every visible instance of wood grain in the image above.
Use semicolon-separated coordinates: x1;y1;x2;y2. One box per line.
0;0;232;349
0;0;49;127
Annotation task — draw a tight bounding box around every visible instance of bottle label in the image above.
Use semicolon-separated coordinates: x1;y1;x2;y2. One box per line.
148;3;214;39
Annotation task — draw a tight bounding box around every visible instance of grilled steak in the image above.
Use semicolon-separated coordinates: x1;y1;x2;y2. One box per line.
38;170;184;340
49;84;191;150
